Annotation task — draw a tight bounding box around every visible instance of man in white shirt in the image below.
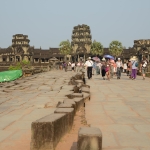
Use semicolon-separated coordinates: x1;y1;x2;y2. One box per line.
84;57;93;79
116;58;122;79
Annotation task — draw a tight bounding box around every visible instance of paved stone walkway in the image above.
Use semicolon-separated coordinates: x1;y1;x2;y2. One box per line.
0;71;75;150
85;74;150;150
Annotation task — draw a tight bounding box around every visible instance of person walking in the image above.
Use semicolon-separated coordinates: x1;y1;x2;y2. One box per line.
130;56;138;80
140;56;148;80
105;63;110;80
84;57;93;79
123;62;127;73
71;62;75;72
63;62;67;72
127;60;132;78
68;61;71;71
101;58;106;80
109;59;114;78
116;58;122;79
96;61;101;75
92;60;96;75
76;61;82;72
113;61;117;76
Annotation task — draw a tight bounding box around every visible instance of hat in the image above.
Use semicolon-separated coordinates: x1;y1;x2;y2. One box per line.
88;57;91;60
118;58;121;60
130;56;137;61
102;58;106;61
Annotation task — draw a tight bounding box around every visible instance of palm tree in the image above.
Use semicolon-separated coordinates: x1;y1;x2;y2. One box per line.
59;40;72;61
91;40;104;56
109;41;123;58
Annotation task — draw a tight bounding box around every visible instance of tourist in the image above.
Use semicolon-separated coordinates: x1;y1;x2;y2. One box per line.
62;62;65;70
101;58;106;80
123;62;127;73
116;58;122;79
130;56;138;80
109;59;114;78
62;62;67;72
96;61;101;75
105;62;110;80
128;60;132;79
92;60;96;75
140;56;148;80
126;61;130;76
68;61;71;70
113;61;117;76
84;57;93;79
71;62;75;72
76;61;82;72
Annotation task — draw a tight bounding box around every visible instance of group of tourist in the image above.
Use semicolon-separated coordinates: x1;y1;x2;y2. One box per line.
60;56;148;81
60;61;84;72
84;56;148;80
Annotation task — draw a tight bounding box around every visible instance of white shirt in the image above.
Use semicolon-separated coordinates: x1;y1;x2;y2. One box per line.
131;60;137;69
71;63;75;67
116;61;122;68
85;60;93;67
123;63;127;69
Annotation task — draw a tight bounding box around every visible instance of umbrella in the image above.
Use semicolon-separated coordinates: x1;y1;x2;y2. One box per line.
104;55;114;60
92;57;100;62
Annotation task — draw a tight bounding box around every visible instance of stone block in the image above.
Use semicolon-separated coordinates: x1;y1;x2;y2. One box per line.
71;93;83;99
82;87;90;93
30;113;67;150
63;99;76;113
58;103;73;109
77;127;102;150
82;92;90;102
73;98;84;111
54;108;74;131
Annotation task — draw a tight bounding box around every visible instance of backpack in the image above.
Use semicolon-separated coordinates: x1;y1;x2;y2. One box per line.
135;62;138;67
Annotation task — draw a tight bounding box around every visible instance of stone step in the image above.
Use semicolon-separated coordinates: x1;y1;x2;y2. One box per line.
77;127;102;150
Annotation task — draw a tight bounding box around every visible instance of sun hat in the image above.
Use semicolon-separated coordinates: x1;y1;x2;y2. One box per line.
130;56;137;61
102;58;106;61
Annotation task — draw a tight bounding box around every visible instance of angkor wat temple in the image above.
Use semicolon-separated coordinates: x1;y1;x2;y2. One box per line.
0;24;150;72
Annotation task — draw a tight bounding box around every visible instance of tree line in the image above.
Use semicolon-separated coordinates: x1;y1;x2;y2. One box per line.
59;40;124;59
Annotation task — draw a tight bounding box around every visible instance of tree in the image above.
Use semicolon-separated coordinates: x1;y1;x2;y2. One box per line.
91;40;104;56
59;40;72;60
109;40;123;57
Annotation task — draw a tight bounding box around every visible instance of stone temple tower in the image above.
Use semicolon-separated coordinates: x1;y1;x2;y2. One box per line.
12;34;30;62
71;24;92;61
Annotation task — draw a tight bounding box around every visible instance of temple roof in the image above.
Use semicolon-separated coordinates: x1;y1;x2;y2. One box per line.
0;48;12;54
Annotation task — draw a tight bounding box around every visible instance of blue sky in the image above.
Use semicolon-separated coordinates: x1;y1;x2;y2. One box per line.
0;0;150;48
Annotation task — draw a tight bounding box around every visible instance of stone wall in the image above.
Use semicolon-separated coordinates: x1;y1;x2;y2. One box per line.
30;73;90;150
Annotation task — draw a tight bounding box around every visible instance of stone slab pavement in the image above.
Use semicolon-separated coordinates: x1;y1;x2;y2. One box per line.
0;70;76;150
85;73;150;150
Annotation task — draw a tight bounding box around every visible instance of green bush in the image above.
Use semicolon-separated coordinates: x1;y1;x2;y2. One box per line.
22;60;30;65
9;60;30;70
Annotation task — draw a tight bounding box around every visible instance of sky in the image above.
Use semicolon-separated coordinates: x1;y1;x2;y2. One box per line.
0;0;150;49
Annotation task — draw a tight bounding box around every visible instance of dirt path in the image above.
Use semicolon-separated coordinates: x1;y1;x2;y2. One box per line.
56;107;89;150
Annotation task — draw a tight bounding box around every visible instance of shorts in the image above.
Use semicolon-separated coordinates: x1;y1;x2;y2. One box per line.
142;67;146;74
72;67;74;70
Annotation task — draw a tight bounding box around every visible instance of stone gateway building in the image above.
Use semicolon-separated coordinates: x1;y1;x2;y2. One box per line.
71;24;92;61
0;24;149;72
